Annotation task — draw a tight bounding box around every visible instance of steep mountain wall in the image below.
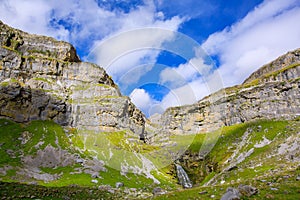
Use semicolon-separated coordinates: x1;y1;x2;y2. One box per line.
1;20;299;140
152;49;300;135
0;21;145;137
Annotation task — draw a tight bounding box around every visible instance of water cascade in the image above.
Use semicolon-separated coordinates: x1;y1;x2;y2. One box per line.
175;164;192;188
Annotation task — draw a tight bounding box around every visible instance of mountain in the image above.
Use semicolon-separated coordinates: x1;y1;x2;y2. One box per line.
149;49;300;135
0;20;145;136
0;20;161;198
0;21;299;199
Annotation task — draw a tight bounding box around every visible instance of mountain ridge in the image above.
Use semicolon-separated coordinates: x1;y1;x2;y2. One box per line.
147;49;300;138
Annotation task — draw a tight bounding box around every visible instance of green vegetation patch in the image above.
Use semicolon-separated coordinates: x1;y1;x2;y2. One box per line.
23;120;70;154
99;167;155;189
263;62;300;80
0;181;120;199
0;119;23;165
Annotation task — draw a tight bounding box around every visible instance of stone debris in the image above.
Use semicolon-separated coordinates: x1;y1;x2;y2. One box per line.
238;185;258;196
115;182;124;188
152;187;167;195
221;185;258;200
91;179;98;184
220;187;241;200
198;191;207;195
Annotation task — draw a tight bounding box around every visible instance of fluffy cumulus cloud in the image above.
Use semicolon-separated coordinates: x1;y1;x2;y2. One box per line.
0;0;184;56
89;22;183;80
0;0;111;42
0;0;69;41
88;7;184;81
158;68;223;111
202;0;300;86
159;57;212;88
129;88;156;115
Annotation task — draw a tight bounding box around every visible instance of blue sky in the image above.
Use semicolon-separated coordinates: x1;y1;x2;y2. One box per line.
1;0;300;117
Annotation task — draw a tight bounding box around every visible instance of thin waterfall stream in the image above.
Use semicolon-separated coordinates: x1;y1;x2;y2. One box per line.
175;164;193;188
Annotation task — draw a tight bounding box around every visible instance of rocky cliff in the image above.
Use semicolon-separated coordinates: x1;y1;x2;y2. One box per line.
0;21;145;137
2;19;299;141
150;48;300;136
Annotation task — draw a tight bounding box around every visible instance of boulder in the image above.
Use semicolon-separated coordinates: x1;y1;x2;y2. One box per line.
152;187;167;195
115;182;124;188
238;184;258;196
220;187;241;200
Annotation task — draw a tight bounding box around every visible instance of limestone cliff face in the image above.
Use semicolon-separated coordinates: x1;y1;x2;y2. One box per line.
1;20;299;140
151;49;300;136
0;21;145;136
244;48;300;84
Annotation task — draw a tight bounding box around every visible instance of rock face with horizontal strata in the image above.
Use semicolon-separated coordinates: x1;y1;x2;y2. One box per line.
150;48;300;136
0;21;145;137
1;20;300;141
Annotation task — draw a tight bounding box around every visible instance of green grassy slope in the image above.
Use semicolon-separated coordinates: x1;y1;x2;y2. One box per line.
0;118;299;199
154;118;300;199
0;118;178;199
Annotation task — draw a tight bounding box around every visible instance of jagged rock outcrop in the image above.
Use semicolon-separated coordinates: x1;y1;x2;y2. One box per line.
151;48;300;135
0;21;145;136
244;48;300;83
0;21;80;62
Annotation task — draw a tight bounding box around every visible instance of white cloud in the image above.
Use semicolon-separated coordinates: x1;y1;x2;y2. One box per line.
130;88;157;115
159;68;224;110
160;83;197;109
202;0;300;86
117;61;156;86
0;0;69;41
159;57;212;88
0;0;120;43
89;16;184;80
106;49;158;81
129;84;198;116
0;0;183;54
128;72;223;116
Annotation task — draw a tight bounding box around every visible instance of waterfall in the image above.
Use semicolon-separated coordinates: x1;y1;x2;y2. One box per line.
175;164;192;188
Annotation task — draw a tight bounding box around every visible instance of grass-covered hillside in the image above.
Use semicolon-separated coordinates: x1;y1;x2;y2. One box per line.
155;118;300;199
0;117;299;199
0;118;179;199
